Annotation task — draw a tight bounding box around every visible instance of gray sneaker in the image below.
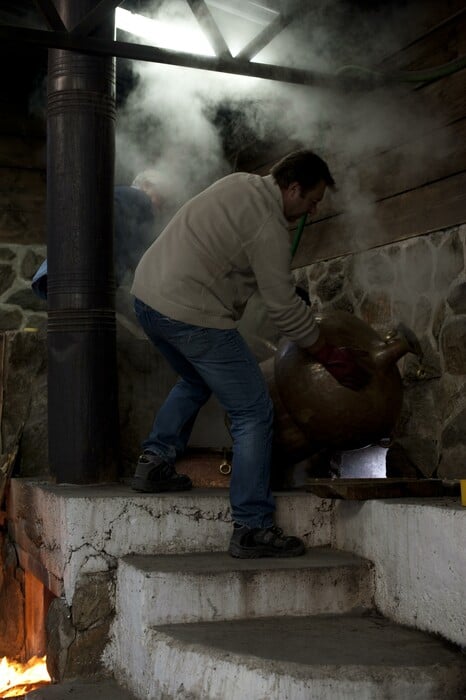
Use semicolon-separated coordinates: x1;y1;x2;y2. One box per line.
131;452;193;493
229;524;305;558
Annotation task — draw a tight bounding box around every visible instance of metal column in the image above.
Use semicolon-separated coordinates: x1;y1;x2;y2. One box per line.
47;0;119;483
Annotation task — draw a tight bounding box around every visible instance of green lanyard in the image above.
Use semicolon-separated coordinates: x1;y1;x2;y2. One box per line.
290;214;307;259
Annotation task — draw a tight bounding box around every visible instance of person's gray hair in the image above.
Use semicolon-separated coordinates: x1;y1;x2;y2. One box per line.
132;169;163;208
132;169;159;192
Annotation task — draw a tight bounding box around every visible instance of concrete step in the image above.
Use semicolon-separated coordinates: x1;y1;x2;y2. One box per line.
8;479;335;601
115;613;466;700
114;547;374;626
26;677;137;699
113;487;334;554
9;483;333;562
109;547;375;696
8;481;334;600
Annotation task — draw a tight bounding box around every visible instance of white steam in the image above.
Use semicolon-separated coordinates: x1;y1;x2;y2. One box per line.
115;0;450;245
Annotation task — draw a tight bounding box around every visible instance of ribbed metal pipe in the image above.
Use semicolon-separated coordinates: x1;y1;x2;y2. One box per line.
47;0;119;483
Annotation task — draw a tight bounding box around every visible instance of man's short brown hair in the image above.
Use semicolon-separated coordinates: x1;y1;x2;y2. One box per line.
271;149;335;192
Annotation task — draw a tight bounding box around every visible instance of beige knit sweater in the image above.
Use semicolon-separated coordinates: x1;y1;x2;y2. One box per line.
131;172;319;348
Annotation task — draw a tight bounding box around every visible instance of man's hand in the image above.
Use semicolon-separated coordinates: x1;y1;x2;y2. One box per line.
306;341;371;390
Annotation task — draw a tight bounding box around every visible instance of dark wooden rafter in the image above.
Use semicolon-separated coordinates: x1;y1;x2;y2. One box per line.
70;0;123;35
5;1;460;87
236;13;293;61
32;0;303;65
236;1;303;61
33;0;67;31
33;0;122;35
394;4;466;54
0;23;376;88
185;0;232;58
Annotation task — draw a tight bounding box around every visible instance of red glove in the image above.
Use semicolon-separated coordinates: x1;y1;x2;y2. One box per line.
309;342;371;390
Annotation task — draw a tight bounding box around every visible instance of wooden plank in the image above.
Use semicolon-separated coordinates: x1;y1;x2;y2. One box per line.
317;117;466;219
250;78;466;218
366;64;466;145
357;119;466;199
403;0;466;44
175;450;231;489
0;208;46;245
0;103;45;138
0;135;46;169
337;73;466;196
419;69;466;126
0;191;45;212
237;138;302;175
380;6;466;71
305;478;459;500
0;168;46;192
292;170;466;266
247;24;466;197
297;116;466;226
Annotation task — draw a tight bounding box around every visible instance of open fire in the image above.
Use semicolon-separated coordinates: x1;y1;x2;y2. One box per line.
0;656;51;698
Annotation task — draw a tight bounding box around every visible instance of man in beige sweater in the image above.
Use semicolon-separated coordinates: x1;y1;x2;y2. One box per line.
130;150;368;558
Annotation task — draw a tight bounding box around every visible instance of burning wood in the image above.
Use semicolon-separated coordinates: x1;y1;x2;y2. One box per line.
0;656;51;698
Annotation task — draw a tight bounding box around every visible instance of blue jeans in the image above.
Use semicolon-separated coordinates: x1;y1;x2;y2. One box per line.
134;298;275;528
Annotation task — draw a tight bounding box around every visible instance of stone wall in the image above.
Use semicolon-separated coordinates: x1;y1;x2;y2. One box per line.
46;572;115;681
1;227;464;481
0;244;47;331
293;224;466;479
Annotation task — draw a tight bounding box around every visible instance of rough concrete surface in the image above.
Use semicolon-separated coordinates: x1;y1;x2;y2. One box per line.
114;548;374;628
7;480;333;603
25;677;137;699
141;613;466;699
158;613;462;667
334;497;466;647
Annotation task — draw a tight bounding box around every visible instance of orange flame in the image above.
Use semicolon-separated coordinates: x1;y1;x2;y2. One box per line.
0;656;51;698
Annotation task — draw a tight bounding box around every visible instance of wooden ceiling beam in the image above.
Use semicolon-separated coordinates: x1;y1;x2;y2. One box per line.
70;0;123;35
186;0;232;58
0;23;376;89
33;0;66;32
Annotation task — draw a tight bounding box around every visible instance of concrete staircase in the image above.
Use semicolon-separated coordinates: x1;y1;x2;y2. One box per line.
106;490;466;700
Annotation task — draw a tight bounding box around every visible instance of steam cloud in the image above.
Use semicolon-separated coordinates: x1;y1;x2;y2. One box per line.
115;0;449;235
24;0;452;276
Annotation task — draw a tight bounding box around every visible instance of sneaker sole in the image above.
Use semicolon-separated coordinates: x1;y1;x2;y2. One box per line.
131;476;193;493
228;542;305;559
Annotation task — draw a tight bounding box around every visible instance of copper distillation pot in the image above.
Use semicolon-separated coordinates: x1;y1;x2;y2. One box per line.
260;310;423;472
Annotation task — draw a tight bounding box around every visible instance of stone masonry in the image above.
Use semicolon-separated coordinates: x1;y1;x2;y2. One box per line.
0;225;465;480
294;224;466;479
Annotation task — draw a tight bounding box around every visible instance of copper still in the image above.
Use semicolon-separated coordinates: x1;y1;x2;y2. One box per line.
260;310;422;468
